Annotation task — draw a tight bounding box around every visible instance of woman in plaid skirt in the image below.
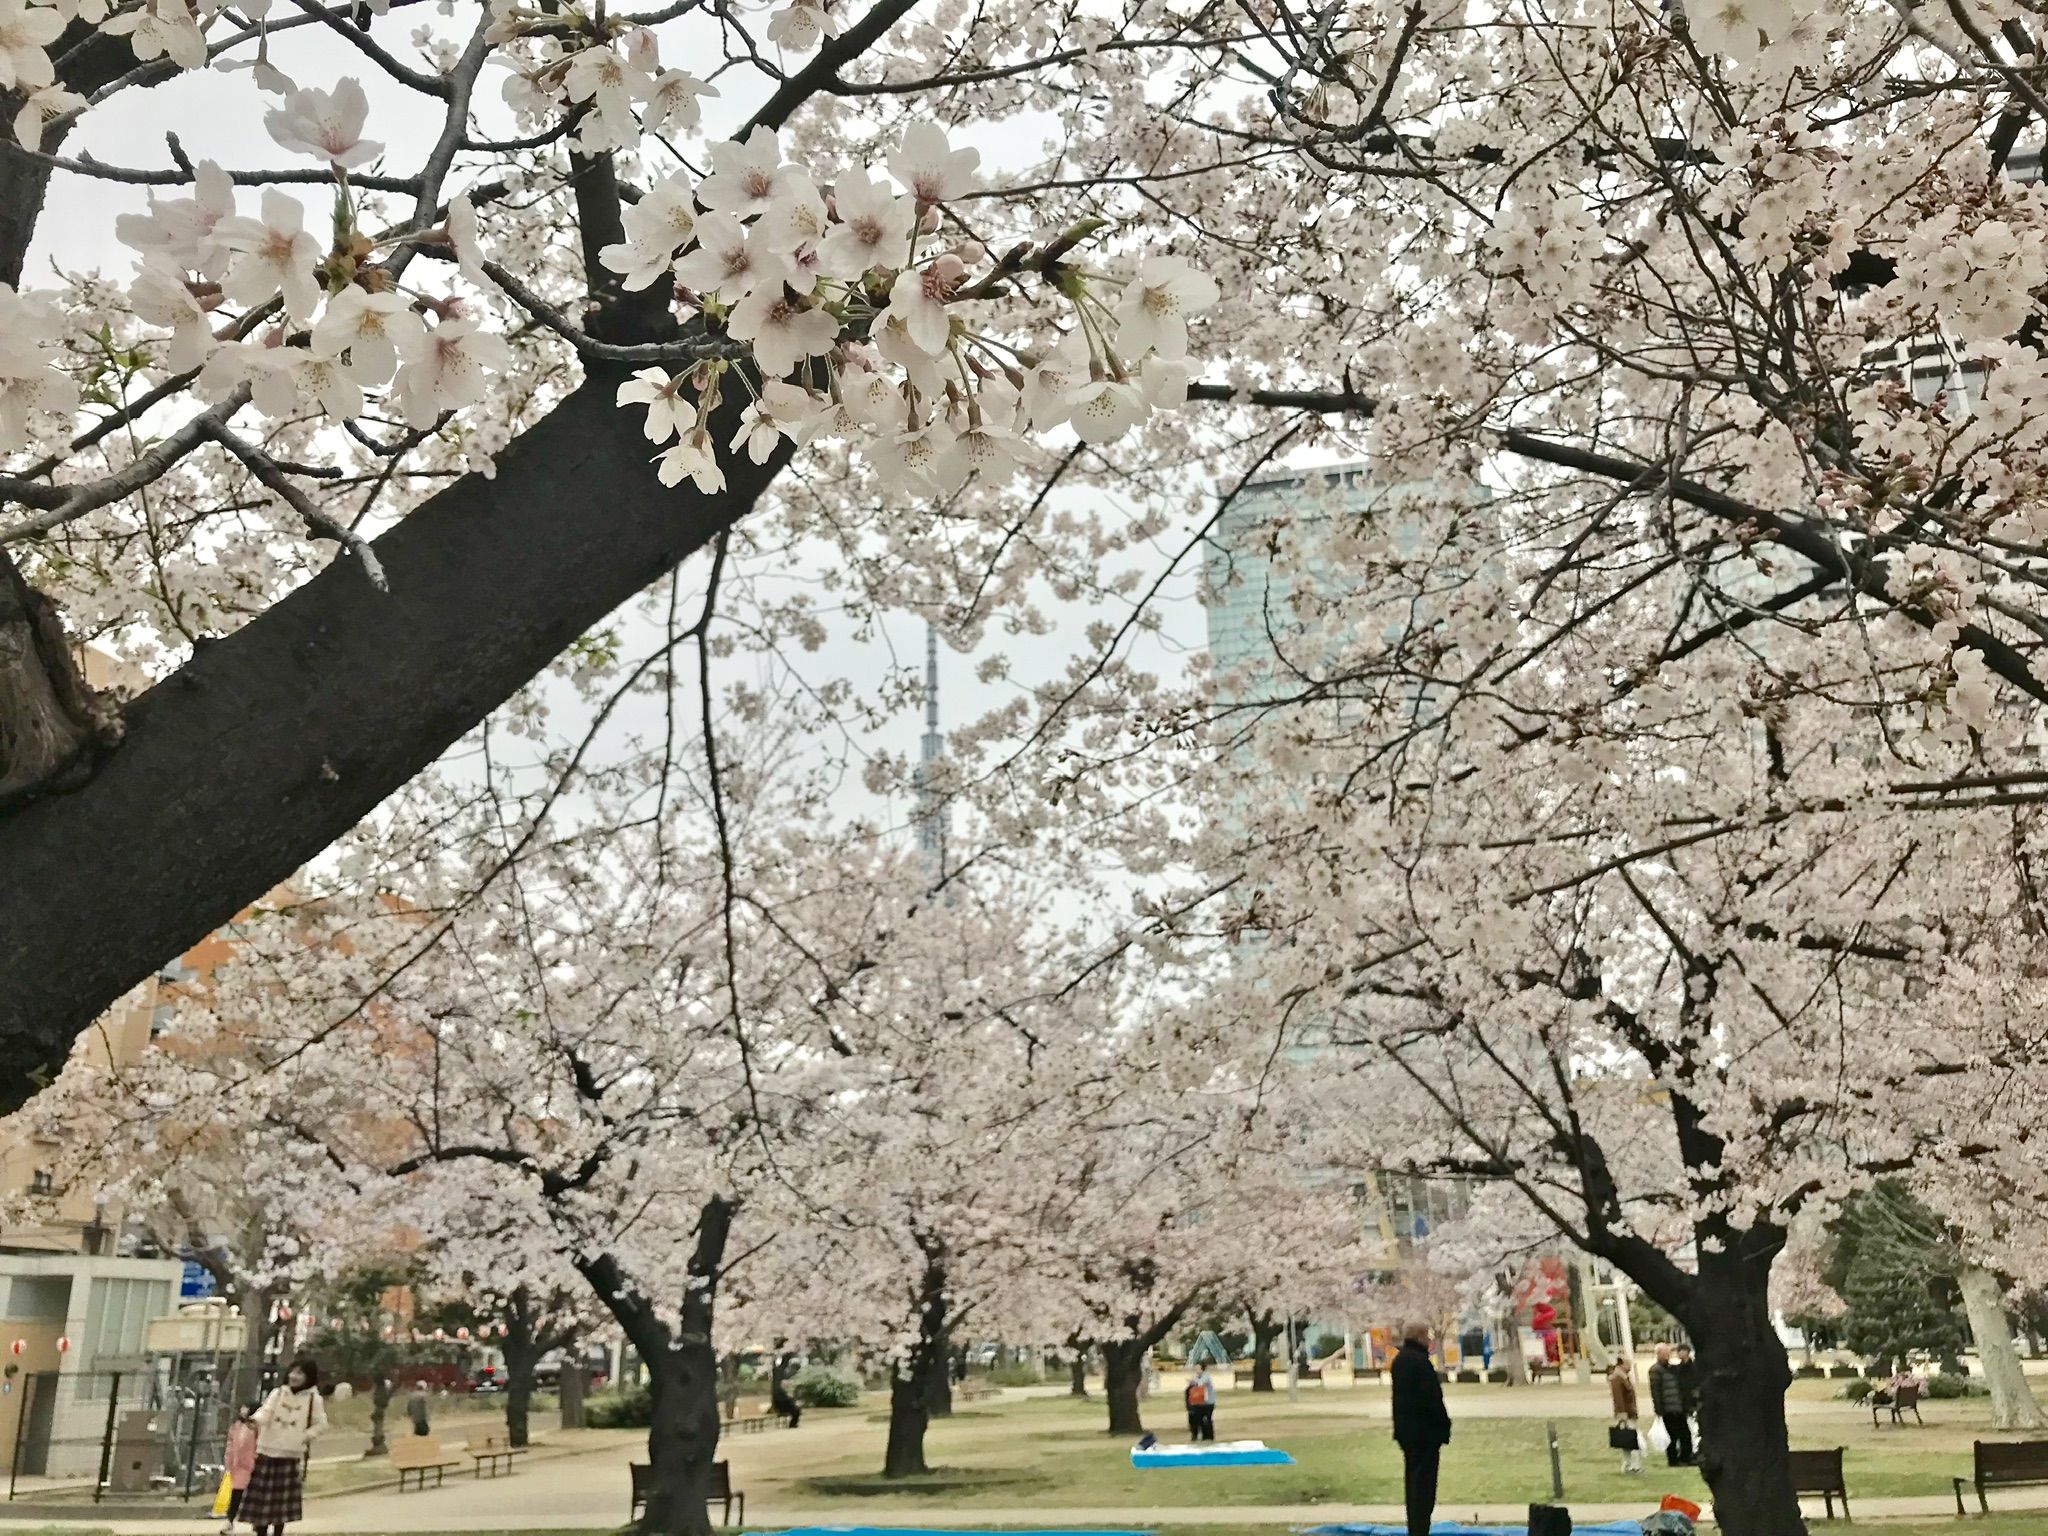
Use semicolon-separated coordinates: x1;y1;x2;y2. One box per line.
243;1359;327;1536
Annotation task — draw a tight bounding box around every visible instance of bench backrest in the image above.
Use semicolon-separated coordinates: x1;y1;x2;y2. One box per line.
1977;1440;2048;1481
1787;1448;1845;1492
631;1462;732;1501
392;1435;448;1468
1895;1380;1921;1409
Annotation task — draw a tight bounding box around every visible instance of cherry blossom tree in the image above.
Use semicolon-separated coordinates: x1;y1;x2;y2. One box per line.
0;0;1272;1106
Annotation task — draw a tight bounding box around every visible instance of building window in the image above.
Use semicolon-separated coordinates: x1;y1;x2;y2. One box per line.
28;1168;54;1196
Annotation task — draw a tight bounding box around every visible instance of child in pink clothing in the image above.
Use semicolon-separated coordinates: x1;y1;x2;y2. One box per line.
222;1404;258;1534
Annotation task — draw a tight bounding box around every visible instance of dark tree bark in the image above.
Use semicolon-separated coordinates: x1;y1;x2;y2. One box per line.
1249;1309;1281;1392
883;1249;947;1478
1101;1340;1148;1436
1069;1354;1090;1397
558;1356;587;1430
499;1288;574;1450
575;1198;732;1536
1679;1245;1799;1536
922;1325;953;1421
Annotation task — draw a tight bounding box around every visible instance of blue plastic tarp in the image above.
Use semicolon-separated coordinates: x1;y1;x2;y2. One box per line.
1132;1445;1297;1468
1301;1524;1646;1536
768;1530;1150;1536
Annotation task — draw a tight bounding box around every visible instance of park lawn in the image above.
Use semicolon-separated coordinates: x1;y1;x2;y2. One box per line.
778;1390;1985;1508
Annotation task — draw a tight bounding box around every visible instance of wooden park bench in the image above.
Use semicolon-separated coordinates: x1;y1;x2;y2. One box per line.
630;1460;745;1527
391;1434;462;1491
1790;1447;1850;1520
1953;1439;2048;1513
466;1432;526;1478
958;1381;999;1401
1352;1363;1384;1381
1870;1379;1925;1428
1527;1362;1562;1383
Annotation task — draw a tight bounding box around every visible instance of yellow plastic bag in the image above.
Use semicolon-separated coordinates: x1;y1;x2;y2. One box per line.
211;1472;233;1517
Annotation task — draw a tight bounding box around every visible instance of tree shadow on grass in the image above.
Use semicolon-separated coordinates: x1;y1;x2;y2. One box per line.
794;1468;1055;1499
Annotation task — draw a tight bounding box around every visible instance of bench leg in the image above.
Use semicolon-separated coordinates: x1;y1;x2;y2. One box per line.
1955;1480;1966;1517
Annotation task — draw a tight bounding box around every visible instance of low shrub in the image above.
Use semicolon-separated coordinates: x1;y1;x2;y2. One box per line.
790;1363;863;1407
986;1362;1044;1387
1839;1379;1875;1403
585;1385;652;1428
1926;1373;1987;1399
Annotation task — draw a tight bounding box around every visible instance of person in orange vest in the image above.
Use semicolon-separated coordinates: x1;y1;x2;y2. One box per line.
1183;1366;1217;1441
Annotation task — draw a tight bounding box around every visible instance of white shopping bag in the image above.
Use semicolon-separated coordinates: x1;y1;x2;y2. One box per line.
1648;1417;1672;1456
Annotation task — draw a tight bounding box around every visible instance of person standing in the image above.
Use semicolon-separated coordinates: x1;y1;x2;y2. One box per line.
1183;1366;1217;1441
220;1402;258;1535
243;1358;325;1536
1649;1345;1694;1466
1673;1345;1701;1452
1607;1359;1642;1475
406;1379;432;1436
1391;1321;1452;1536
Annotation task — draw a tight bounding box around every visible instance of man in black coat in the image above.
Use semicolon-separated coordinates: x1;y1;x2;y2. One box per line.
1390;1322;1452;1536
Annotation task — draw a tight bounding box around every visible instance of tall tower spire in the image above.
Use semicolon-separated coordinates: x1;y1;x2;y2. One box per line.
912;623;950;884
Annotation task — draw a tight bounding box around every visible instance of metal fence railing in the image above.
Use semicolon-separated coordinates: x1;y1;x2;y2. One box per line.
7;1368;239;1504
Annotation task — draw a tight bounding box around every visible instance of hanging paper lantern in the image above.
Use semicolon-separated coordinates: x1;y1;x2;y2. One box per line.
277;1304;293;1321
434;1328;446;1341
55;1337;70;1354
456;1327;471;1342
497;1324;509;1339
380;1327;394;1342
9;1340;23;1357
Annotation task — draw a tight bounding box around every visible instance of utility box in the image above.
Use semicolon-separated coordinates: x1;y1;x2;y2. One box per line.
107;1409;167;1492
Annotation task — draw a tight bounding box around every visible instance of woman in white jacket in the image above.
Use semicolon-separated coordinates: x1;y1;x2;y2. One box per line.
240;1359;327;1536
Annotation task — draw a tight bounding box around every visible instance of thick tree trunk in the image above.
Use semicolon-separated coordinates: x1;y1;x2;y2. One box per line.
1959;1265;2048;1430
922;1320;952;1420
883;1364;931;1479
1682;1251;1801;1536
1499;1315;1531;1385
503;1340;539;1448
884;1251;947;1477
1102;1341;1146;1436
1069;1351;1090;1398
0;383;790;1116
574;1200;731;1536
559;1356;587;1430
366;1376;393;1457
1250;1312;1280;1392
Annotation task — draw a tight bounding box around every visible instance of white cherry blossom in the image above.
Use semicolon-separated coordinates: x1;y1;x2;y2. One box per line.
882;253;965;356
888;121;978;205
671;212;786;301
637;68;716;138
1111;255;1219;361
726;286;837;378
392;318;510;427
128;261;217;371
820;171;914;279
654;428;725;493
0;0;62;91
765;0;837;52
115;160;237;279
697;126;797;219
1065;375;1146;443
215;190;323;321
599;176;698;293
615;367;694;445
245;346;364;421
563;45;645;150
311;286;424;384
12;83;83;152
102;0;206;70
264;78;383;169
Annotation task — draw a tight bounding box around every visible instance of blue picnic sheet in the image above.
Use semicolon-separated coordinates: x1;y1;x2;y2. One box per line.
1132;1440;1296;1468
769;1530;1149;1536
1302;1524;1646;1536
